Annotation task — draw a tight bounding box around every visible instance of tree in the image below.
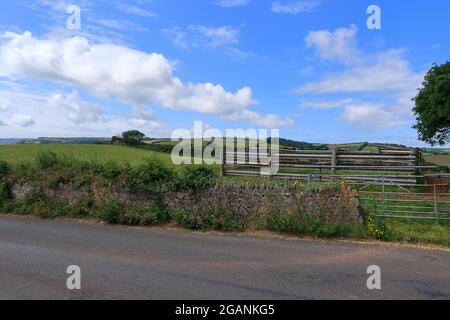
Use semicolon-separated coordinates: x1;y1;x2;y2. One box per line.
111;136;122;144
413;61;450;146
121;130;146;145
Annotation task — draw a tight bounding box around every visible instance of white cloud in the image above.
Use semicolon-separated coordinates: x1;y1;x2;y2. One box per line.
162;27;188;49
10;114;35;127
226;110;294;128
298;25;425;130
298;66;314;76
299;98;355;109
298;50;424;94
305;25;360;64
128;106;161;130
0;97;11;111
164;25;239;49
271;1;320;14
96;19;148;32
114;2;157;18
20;0;149;44
0;31;288;128
34;0;83;12
48;90;104;123
0;95;36;127
0;31;249;114
0;89;164;137
215;0;251;7
342;103;408;130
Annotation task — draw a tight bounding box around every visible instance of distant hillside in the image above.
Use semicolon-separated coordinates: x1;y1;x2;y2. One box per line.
18;137;110;145
271;138;328;150
10;136;439;155
0;139;23;145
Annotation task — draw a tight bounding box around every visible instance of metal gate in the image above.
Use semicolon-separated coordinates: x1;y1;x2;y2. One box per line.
355;179;450;221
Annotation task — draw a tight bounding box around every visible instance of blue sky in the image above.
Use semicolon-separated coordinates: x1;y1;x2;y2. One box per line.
0;0;448;146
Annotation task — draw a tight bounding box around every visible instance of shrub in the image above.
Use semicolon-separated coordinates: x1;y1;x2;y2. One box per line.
263;210;366;239
98;199;121;224
0;180;11;200
120;202;170;226
36;150;59;169
0;179;12;210
139;143;174;154
0;160;9;175
142;202;170;225
125;160;175;194
172;207;244;232
121;206;145;225
11;188;47;216
176;165;217;192
64;197;94;218
365;212;390;240
90;161;124;180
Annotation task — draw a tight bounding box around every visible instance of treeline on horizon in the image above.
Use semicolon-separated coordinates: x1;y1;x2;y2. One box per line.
8;136;449;155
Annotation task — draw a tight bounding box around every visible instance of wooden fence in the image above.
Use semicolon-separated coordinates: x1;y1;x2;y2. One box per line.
221;148;435;185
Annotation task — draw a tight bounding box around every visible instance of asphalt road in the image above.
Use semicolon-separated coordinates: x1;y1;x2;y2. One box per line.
0;215;449;300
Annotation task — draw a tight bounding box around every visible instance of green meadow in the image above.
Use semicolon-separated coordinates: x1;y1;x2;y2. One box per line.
0;144;172;167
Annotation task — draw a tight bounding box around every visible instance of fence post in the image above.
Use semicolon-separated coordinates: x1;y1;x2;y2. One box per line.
220;146;225;178
434;184;439;223
382;177;386;217
331;148;338;177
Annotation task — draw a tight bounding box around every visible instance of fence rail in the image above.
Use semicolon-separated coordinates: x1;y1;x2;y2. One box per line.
222;148;427;184
354;182;450;221
221;149;422;183
221;147;450;221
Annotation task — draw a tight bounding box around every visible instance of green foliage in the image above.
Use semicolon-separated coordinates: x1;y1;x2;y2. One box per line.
36;150;59;169
145;202;170;225
176;165;217;192
263;210;367;239
269;138;328;150
125;160;175;195
11;188;47;216
365;212;390;240
111;136;122;144
121;202;170;226
138;143;175;154
386;220;450;246
121;130;146;145
303;181;340;194
172;207;244;232
98;199;121;224
413;61;450;145
358;142;369;151
120;206;144;225
0;160;9;175
0;179;12;207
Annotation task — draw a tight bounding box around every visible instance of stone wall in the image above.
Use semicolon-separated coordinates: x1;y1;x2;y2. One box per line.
165;181;362;224
11;181;362;225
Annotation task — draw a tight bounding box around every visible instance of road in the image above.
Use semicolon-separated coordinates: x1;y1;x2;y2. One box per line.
0;215;449;300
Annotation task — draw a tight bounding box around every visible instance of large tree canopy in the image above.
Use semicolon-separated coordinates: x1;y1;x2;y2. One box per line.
413;61;450;146
121;130;146;145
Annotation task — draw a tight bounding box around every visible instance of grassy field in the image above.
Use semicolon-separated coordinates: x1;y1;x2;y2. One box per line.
0;144;172;166
425;155;450;167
